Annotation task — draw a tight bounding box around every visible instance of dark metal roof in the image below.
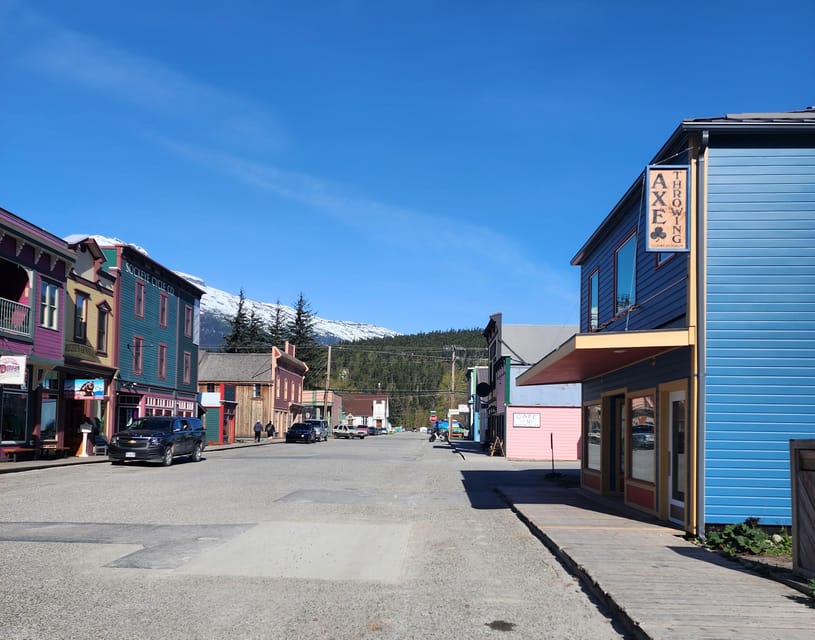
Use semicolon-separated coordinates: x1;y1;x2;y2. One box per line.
684;108;815;126
571;107;815;266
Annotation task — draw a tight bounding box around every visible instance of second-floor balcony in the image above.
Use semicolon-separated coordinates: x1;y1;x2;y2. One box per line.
0;297;32;337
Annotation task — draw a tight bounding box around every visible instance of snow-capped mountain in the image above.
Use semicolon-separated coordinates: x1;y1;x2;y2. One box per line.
69;234;401;348
179;272;401;347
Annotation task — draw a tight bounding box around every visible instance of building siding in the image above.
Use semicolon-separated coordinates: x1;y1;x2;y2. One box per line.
582;348;691;401
579;195;689;335
505;406;581;461
704;145;815;525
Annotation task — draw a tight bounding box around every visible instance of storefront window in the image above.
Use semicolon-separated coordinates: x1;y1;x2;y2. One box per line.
585;404;601;471
1;389;28;442
40;395;57;440
629;394;655;483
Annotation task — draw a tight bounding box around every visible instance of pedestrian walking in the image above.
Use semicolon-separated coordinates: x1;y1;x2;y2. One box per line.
253;420;262;443
265;421;274;439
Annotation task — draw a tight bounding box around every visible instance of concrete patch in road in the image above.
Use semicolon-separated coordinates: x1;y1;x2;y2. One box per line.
178;521;410;582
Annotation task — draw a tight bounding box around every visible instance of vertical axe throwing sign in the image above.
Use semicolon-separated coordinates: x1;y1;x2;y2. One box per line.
645;165;689;252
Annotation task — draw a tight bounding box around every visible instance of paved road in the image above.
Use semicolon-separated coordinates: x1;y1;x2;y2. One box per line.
0;433;627;639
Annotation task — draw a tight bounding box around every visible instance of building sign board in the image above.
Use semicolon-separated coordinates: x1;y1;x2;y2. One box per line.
64;378;105;398
513;413;541;428
645;165;689;252
0;355;26;385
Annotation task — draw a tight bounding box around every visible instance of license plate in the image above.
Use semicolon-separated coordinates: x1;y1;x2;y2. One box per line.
125;451;135;458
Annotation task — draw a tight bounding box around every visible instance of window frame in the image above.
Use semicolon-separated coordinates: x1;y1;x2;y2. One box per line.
39;280;59;330
183;351;192;384
134;281;146;318
157;342;168;379
132;336;144;375
614;232;637;315
628;392;656;484
184;305;193;337
74;292;89;342
159;293;169;328
96;303;110;355
584;403;602;471
588;268;599;331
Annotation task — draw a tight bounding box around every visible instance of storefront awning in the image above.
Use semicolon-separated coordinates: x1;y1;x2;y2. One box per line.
516;328;694;386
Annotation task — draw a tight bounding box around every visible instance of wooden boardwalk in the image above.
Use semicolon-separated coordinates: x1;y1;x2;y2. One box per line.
499;485;815;640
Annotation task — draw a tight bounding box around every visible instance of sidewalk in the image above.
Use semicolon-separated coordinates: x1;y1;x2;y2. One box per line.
448;441;815;640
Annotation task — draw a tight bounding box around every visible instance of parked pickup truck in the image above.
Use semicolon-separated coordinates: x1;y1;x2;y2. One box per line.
333;424;366;439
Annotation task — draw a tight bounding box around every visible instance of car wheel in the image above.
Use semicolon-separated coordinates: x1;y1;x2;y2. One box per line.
191;442;203;462
162;445;174;466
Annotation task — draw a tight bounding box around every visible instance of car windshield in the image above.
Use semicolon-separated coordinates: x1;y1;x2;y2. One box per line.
123;418;172;432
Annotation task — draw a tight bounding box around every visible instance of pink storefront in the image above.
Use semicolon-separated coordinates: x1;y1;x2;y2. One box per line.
505;406;581;461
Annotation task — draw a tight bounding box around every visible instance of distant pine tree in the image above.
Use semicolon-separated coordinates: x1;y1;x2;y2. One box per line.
286;293;326;389
246;309;270;351
268;299;287;348
222;289;250;352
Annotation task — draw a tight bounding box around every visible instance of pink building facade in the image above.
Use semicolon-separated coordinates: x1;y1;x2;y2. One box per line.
504;405;582;461
483;313;581;461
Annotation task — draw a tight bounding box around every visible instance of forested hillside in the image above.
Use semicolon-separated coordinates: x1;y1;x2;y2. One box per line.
327;329;488;428
215;295;487;427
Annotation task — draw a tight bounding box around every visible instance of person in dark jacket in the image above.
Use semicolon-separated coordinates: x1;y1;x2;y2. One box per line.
253;420;263;443
265;421;274;439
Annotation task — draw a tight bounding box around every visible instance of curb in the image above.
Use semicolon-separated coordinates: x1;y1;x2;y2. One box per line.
495;487;651;640
0;439;285;475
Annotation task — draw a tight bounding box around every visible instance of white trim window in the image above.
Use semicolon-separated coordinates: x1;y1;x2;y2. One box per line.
40;281;59;330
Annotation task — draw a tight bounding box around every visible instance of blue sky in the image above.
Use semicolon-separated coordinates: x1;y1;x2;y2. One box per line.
2;1;813;335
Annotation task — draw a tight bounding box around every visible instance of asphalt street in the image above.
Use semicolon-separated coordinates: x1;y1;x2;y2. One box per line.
0;433;626;640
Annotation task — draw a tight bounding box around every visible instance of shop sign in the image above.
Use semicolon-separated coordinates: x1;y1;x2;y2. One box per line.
64;378;104;398
0;355;26;385
513;413;541;427
66;342;98;361
646;165;689;252
123;260;175;294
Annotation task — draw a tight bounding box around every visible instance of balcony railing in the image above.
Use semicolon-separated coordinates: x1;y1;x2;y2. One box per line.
0;297;32;337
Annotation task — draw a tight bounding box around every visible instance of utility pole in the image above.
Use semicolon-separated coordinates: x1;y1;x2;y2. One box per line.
323;345;332;430
450;346;456;440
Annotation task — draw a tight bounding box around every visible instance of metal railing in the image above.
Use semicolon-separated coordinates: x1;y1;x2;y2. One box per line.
0;297;32;337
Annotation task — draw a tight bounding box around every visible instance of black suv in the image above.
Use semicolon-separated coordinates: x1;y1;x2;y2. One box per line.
303;419;328;441
286;422;317;443
108;416;206;466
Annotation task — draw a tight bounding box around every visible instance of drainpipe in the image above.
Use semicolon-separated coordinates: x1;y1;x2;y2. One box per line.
695;130;709;538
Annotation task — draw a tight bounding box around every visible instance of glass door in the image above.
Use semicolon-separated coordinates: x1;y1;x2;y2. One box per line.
668;390;686;524
608;395;625;494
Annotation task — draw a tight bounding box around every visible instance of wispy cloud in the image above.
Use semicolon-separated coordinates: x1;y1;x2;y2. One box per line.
9;7;287;152
7;4;574;304
155;136;575;303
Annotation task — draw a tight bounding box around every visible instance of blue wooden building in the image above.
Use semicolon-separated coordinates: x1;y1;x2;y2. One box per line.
518;108;815;534
99;242;204;430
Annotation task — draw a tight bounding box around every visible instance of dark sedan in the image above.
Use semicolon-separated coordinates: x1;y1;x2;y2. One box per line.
285;422;317;443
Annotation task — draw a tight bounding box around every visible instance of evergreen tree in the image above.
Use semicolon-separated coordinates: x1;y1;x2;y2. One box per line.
246;309;270;351
286;293;325;389
222;289;250;352
268;299;287;348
